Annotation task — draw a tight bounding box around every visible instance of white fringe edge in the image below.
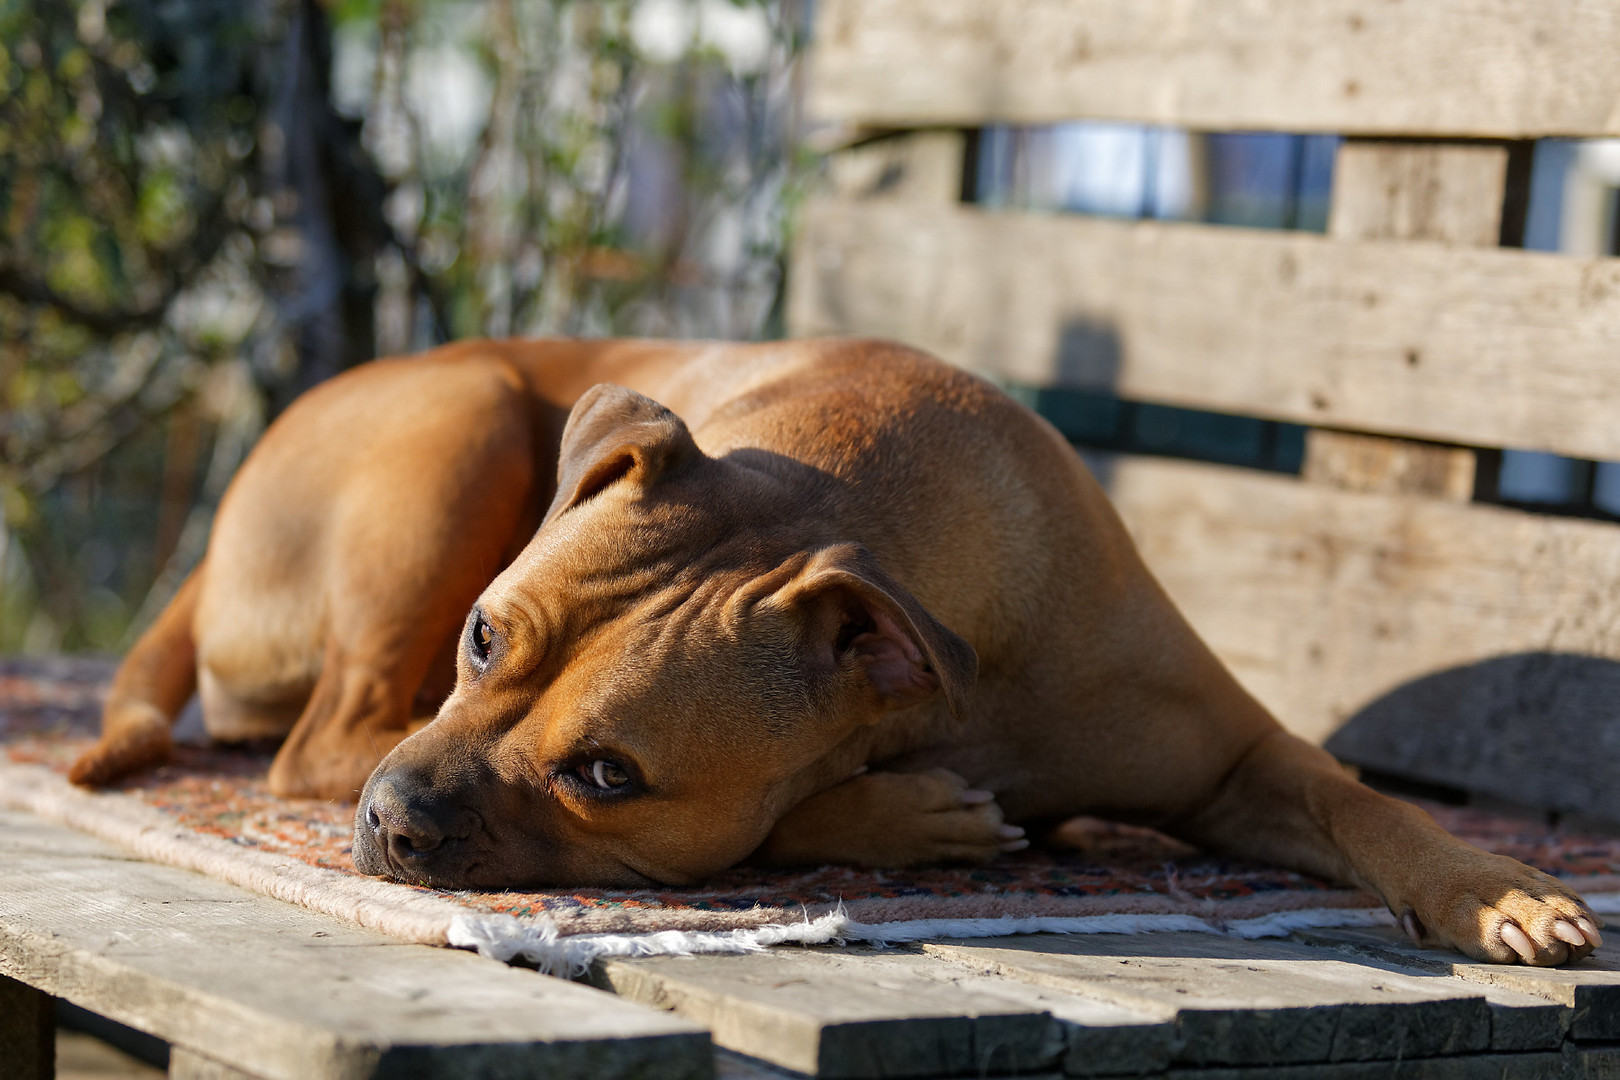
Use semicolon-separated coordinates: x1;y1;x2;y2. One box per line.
449;904;1403;977
453;893;1620;976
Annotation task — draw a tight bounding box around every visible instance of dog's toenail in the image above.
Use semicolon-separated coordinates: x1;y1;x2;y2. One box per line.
1554;921;1587;947
1500;921;1537;962
1400;909;1424;946
1577;918;1605;947
998;824;1025;839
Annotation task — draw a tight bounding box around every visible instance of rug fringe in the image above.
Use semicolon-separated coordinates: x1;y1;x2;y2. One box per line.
8;756;1613;974
447;904;1402;976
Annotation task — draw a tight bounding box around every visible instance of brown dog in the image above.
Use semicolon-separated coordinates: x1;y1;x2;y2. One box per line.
71;337;1603;966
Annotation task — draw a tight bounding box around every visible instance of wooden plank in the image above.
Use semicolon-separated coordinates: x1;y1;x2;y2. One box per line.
56;1029;165;1080
825;131;966;207
1302;430;1475;502
1295;926;1620;1043
593;946;1177;1078
1306;139;1492;501
1096;456;1620;800
1159;1052;1576;1080
1;972;55;1080
0;810;709;1080
923;933;1499;1067
169;1049;264;1080
1328;140;1510;249
788;197;1620;461
807;0;1620;137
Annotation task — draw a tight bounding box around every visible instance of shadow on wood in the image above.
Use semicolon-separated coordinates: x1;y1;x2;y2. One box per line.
1325;652;1620;826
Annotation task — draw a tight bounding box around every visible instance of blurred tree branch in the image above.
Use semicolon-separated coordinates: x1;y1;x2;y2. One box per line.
1;0;810;653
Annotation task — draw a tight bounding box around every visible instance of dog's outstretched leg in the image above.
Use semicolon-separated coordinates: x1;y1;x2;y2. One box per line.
69;566;203;787
1169;728;1603;966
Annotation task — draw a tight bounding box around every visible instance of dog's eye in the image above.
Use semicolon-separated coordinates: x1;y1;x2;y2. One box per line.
468;613;495;667
581;759;631;790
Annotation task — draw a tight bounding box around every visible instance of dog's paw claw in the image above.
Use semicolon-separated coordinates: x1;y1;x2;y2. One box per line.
1413;854;1603;966
1500;921;1538;963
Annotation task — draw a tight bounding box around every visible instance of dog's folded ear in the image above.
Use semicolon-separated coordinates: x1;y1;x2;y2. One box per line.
770;544;977;723
544;383;702;526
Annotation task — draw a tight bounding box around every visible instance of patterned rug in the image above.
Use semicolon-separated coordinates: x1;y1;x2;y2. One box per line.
5;655;1619;971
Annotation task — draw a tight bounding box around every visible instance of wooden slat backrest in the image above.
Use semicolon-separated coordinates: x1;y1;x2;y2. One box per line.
791;199;1620;461
790;2;1620;809
809;0;1620;138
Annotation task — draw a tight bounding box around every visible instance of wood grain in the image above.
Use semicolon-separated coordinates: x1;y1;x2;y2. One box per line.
923;933;1497;1067
825;131;966;207
594;946;1174;1078
0;810;709;1080
1328;140;1510;249
1294;926;1620;1042
1095;456;1620;774
808;0;1620;137
1303;430;1476;502
788;198;1620;460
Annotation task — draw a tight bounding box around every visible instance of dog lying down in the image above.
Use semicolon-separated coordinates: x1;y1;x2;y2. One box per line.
70;337;1601;966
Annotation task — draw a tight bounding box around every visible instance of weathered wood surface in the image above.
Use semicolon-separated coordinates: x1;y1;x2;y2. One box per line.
933;932;1572;1057
56;1028;165;1080
1096;456;1620;778
1327;140;1511;247
601;930;1612;1079
1297;926;1620;1043
788;198;1620;461
1302;430;1476;502
1161;1051;1602;1080
825;131;967;207
595;945;1174;1078
0;809;709;1080
925;933;1499;1067
808;0;1620;137
169;1049;265;1080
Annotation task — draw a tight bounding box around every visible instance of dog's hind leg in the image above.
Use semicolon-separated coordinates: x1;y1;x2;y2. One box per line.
1166;726;1604;966
69;566;204;787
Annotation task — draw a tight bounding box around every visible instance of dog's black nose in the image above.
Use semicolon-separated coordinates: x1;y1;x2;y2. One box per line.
363;777;453;865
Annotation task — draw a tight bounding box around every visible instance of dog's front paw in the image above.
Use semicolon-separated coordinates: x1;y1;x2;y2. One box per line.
1405;851;1604;966
756;768;1026;869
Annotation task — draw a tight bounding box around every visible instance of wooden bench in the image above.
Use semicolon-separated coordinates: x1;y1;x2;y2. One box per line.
789;0;1620;824
0;808;709;1080
12;5;1620;1078
12;804;1620;1080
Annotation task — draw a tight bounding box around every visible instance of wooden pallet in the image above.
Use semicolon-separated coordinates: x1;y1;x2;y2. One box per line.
8;807;1620;1079
790;0;1620;822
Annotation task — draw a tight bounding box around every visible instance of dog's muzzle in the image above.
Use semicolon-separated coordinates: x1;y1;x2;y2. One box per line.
353;770;482;885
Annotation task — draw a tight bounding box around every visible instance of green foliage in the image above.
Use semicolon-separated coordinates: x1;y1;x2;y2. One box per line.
0;0;810;653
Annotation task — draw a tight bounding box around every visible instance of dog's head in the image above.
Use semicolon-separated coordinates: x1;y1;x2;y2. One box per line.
351;383;976;888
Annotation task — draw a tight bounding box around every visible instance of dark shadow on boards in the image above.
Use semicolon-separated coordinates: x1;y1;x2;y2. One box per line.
1327;652;1620;829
